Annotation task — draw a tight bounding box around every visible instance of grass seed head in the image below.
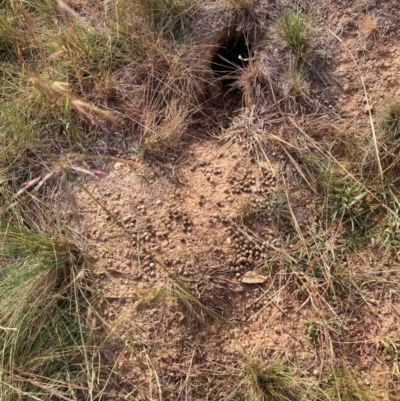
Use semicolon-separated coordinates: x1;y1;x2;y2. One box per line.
359;13;377;38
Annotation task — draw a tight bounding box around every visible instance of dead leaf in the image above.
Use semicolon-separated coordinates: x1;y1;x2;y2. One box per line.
241;271;268;284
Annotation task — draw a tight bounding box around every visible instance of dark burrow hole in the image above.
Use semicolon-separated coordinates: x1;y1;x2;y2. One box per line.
207;32;252;125
201;32;252;133
211;33;251;87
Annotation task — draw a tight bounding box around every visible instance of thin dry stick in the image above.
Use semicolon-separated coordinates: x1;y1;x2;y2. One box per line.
177;350;195;400
281;173;309;255
253;133;275;176
145;354;163;401
247;285;289;323
279;143;317;194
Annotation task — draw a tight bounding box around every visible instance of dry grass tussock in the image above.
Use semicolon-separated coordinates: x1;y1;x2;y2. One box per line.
359;13;378;39
114;43;208;157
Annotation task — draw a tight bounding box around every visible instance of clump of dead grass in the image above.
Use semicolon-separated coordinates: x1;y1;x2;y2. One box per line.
235;52;281;108
359;13;378;39
0;224;100;400
114;42;207;157
237;358;302;401
326;368;385;401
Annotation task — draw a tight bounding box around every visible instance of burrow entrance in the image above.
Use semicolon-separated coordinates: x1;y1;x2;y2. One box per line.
202;28;252;124
210;32;251;86
197;27;254;129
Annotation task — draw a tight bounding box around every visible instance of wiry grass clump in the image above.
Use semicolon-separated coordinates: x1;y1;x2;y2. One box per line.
326;180;375;233
359;13;378;39
278;9;315;63
326;369;385;401
238;358;301;401
132;0;195;40
285;67;310;98
118;43;206;157
276;9;318;111
0;224;98;400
